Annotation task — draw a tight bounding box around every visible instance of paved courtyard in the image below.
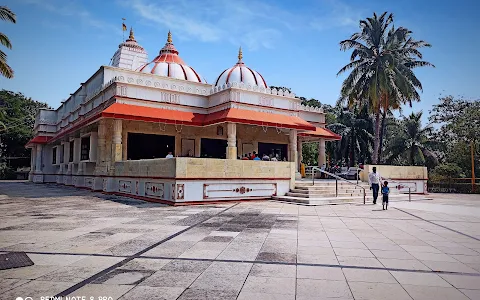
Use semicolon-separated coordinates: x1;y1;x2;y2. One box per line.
1;182;480;300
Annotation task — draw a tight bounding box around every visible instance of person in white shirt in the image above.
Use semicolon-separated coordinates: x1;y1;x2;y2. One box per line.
368;166;382;204
165;152;174;158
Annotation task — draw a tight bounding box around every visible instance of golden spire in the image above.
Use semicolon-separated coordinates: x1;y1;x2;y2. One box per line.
238;46;243;61
167;30;172;43
128;27;135;40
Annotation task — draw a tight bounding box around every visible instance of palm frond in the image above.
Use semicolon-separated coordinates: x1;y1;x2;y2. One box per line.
0;32;12;49
0;6;16;23
0;49;13;78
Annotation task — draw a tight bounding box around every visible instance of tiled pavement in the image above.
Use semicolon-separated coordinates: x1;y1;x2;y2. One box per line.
1;182;480;300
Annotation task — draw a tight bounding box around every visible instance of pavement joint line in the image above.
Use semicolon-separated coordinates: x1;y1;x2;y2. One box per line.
53;202;240;297
8;250;480;277
394;207;480;242
137;255;480;277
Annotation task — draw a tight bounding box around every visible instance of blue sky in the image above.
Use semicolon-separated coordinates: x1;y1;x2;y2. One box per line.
1;0;479;124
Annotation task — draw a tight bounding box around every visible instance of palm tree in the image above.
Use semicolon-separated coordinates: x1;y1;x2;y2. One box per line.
384;112;438;166
327;106;374;167
0;6;16;78
337;12;433;164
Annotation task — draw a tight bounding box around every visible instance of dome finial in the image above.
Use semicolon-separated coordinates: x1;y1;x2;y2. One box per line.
128;27;135;40
167;30;172;43
238;46;243;63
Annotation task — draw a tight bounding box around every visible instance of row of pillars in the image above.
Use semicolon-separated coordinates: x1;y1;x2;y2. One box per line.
32;119;326;176
106;120;326;174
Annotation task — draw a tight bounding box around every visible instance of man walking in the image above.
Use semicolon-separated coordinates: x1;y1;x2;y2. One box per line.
368;167;382;204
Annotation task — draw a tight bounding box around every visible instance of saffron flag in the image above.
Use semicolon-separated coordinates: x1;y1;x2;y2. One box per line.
122;23;127;31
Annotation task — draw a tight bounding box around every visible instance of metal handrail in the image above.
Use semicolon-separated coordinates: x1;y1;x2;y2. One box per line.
380;176;416;202
309;166;367;204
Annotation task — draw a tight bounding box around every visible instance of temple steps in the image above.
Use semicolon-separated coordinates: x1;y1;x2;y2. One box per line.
273;180;430;206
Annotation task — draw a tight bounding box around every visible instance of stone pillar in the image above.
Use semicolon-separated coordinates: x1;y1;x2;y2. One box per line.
30;147;36;173
195;137;201;157
73;138;81;163
318;139;326;167
60;142;66;164
57;143;64;183
289;130;298;166
174;134;181;157
35;144;43;173
297;140;303;170
94;120;107;190
112;119;122;162
96;120;106;170
226;122;237;159
29;146;36;181
54;145;60;165
89;132;98;162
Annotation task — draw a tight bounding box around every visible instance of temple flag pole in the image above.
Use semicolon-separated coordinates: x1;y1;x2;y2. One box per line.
122;18;127;41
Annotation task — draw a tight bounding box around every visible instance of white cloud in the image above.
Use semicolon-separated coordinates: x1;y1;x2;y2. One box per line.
309;0;363;31
122;0;299;50
20;0;119;35
123;0;364;50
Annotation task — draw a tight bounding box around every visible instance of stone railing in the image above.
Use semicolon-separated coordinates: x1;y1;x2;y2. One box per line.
298;104;323;113
114;158;293;180
210;82;296;98
84;76;118;103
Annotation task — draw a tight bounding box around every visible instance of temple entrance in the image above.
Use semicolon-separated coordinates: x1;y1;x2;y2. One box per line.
258;142;288;161
127;133;175;160
201;138;227;158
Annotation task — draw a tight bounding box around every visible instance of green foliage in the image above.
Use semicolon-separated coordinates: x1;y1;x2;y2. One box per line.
384;112;438;168
269;86;291;93
430;163;464;181
429;96;480;179
0;6;16;78
0;90;50;162
430;96;480;143
327;105;374;166
0;162;15;179
301;142;318;166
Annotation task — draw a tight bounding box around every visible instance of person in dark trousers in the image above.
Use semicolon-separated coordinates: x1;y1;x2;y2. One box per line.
382;181;390;210
368;167;382;204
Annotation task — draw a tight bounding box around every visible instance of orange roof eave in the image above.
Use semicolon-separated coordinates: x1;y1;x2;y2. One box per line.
102;103;205;125
204;108;316;131
102;104;316;131
25;136;52;148
299;127;341;140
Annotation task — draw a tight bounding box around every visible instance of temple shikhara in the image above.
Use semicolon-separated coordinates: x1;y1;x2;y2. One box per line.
26;29;340;204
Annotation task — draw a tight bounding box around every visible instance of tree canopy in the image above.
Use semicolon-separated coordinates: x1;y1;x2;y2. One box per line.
0;90;50;158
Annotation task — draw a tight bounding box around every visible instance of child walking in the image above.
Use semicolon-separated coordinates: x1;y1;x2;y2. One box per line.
381;181;390;210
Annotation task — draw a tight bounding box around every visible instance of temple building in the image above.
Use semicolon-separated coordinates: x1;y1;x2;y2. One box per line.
26;29;340;204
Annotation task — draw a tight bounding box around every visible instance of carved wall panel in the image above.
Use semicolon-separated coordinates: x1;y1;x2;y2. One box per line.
176;184;185;200
145;182;165;198
203;182;277;199
119;180;133;193
84;177;94;189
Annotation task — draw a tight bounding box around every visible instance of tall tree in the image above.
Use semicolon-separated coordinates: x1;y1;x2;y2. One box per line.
430;96;480;190
384;112;438;167
0;6;16;78
337;12;433;163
